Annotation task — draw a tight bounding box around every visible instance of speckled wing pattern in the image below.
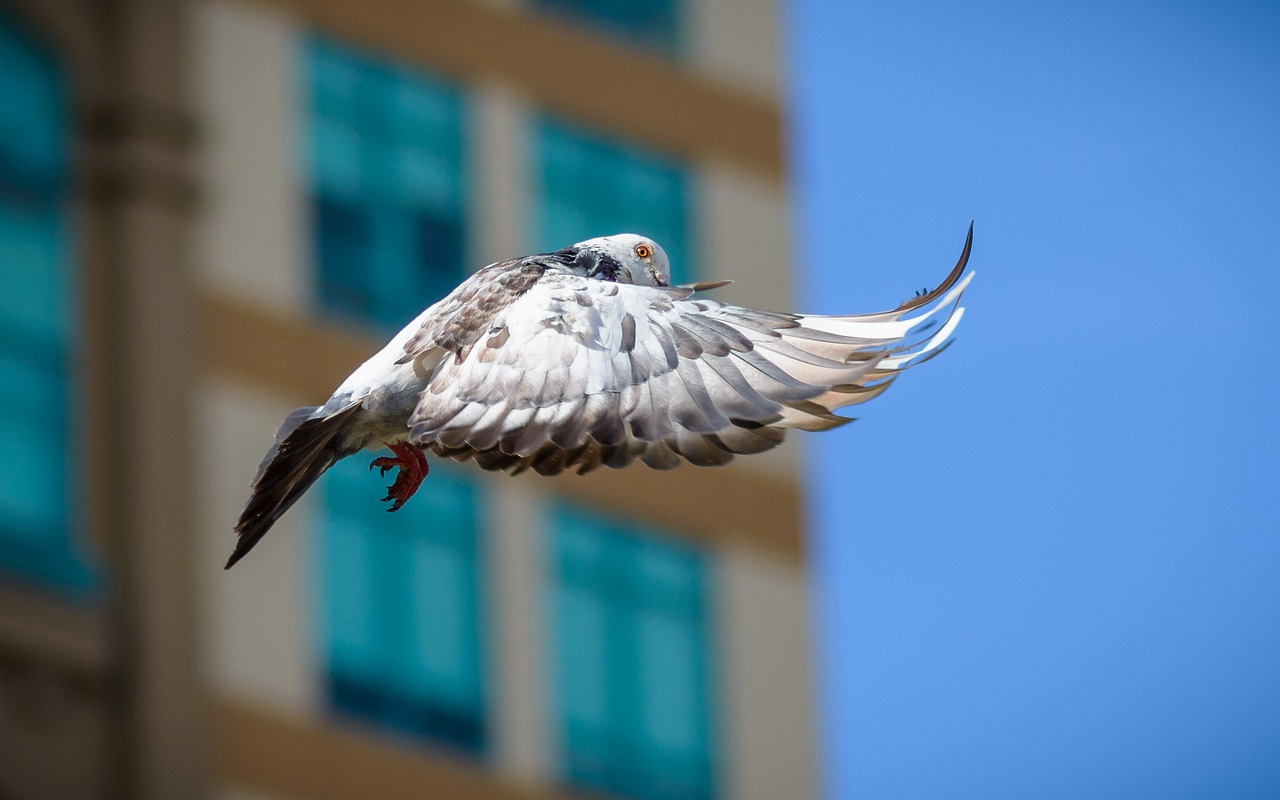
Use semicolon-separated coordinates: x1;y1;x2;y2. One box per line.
402;229;973;477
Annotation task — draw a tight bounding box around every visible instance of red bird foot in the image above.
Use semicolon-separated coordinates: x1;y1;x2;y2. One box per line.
369;442;430;512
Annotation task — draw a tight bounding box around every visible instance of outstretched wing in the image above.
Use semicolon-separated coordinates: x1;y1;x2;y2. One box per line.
407;226;974;476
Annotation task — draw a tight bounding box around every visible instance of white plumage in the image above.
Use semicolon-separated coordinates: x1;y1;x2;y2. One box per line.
227;227;974;568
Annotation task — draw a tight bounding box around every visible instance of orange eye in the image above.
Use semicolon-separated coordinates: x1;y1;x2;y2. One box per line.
634;243;653;259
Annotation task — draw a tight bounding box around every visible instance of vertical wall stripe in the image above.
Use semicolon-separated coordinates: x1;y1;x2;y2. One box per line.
486;479;554;780
716;546;816;800
470;83;529;266
192;0;308;313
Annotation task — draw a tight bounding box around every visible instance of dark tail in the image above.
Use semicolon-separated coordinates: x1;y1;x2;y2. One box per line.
225;401;363;569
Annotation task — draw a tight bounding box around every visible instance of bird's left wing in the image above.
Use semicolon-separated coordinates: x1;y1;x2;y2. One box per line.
402;233;971;476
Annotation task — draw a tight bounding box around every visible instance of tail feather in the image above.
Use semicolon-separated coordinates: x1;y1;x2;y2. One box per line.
250;405;322;485
225;401;363;570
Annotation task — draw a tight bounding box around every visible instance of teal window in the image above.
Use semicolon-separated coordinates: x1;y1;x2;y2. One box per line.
318;458;486;753
548;505;716;800
535;117;694;284
0;14;94;591
534;0;682;54
304;38;468;331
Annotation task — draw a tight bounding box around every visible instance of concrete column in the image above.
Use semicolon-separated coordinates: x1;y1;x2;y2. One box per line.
484;479;555;784
76;0;207;794
190;0;307;312
470;76;554;784
470;82;531;266
197;381;320;717
189;0;318;719
716;545;817;800
687;0;783;98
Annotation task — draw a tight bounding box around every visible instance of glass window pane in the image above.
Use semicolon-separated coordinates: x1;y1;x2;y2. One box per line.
365;210;463;326
384;68;462;146
304;36;468;333
317;455;486;752
0;24;66;194
533;0;681;55
0;409;62;537
412;211;466;305
0;206;67;341
314;196;374;320
548;504;715;799
404;543;473;694
535;118;694;283
555;587;610;725
0;16;93;592
0;334;62;419
308;39;365;121
321;514;380;681
635;612;702;752
385;146;459;211
309;117;366;198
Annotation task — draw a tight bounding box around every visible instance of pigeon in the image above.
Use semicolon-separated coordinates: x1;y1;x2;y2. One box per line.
226;225;974;569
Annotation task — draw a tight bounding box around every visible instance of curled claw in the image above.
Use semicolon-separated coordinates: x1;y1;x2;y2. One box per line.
366;442;430;513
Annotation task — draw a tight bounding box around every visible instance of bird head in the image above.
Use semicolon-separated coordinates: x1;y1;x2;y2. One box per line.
558;233;672;287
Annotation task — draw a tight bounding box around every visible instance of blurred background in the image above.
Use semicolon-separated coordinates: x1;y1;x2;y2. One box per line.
3;0;1278;799
0;0;807;799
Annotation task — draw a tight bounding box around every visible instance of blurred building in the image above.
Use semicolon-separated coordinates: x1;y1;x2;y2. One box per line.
0;1;812;799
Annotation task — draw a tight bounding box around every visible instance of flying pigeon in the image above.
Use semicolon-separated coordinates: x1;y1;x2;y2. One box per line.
226;226;974;569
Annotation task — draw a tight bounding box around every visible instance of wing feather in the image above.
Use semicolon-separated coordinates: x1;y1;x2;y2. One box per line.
674;358;732;433
694;357;782;421
408;227;973;473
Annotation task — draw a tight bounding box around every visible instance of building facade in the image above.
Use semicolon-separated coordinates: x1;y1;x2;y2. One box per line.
0;1;813;798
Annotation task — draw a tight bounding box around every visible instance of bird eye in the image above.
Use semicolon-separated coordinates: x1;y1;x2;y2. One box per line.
634;243;653;259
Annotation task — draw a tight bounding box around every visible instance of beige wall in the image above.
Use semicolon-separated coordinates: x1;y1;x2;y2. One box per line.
192;0;307;312
470;83;532;267
717;546;816;800
216;786;291;800
485;481;556;783
689;0;784;98
192;0;320;721
198;380;322;717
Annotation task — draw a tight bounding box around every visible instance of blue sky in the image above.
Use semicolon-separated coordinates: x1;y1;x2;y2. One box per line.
786;1;1280;797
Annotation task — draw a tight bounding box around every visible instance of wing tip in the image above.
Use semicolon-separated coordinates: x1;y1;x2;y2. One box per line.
894;221;974;314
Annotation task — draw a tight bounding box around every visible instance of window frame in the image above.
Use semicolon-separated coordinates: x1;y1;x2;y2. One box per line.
0;10;96;594
546;503;718;800
531;0;685;56
533;115;696;285
315;456;490;755
302;36;471;334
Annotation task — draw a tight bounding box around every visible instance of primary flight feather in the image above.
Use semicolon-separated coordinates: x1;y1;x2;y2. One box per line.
227;225;975;569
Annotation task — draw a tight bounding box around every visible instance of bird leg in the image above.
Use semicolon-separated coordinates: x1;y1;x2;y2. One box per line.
369;442;430;512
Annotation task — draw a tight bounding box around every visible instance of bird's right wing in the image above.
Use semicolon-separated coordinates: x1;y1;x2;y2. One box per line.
408;226;974;476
